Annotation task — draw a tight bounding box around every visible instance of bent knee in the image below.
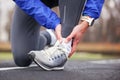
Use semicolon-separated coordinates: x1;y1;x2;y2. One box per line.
14;57;32;67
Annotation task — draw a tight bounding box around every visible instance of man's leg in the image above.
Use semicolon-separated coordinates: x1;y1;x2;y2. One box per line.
39;0;59;47
11;6;41;67
59;0;86;37
41;0;86;44
11;0;59;67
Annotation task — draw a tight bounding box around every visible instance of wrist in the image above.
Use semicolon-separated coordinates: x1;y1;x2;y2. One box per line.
81;20;89;27
77;21;89;34
79;20;89;29
81;16;95;26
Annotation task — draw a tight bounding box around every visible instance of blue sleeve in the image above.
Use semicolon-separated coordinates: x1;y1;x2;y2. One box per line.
83;0;104;19
14;0;60;30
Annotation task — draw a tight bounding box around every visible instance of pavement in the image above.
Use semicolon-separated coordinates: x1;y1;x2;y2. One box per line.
0;59;120;80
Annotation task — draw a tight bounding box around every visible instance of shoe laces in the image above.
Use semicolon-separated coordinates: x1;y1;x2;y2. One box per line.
44;41;68;61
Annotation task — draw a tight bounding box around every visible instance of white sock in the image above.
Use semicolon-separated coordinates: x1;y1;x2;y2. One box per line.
46;29;57;46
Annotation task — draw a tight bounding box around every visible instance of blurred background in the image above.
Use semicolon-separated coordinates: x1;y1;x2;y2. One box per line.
0;0;120;61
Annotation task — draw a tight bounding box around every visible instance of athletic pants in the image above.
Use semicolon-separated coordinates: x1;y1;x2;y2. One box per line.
11;0;83;67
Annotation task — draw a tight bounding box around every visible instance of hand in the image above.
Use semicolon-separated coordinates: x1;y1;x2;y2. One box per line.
66;21;89;58
55;24;63;42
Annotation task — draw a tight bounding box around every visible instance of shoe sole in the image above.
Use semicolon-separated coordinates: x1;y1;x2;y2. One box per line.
28;53;64;71
34;58;64;71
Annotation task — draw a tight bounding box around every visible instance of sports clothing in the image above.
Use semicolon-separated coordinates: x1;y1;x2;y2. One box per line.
13;0;104;29
11;1;59;67
11;0;104;67
11;2;72;67
83;0;104;19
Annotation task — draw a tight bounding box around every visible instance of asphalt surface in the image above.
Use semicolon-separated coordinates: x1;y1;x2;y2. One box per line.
0;59;120;80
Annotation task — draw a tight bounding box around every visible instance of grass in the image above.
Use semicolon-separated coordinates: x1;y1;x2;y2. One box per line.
0;52;119;61
0;52;13;61
70;52;120;60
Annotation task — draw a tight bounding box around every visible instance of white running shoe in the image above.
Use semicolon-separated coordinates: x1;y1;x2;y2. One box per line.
28;40;71;71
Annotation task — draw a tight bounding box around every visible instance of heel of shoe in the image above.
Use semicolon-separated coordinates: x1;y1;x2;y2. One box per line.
28;51;36;61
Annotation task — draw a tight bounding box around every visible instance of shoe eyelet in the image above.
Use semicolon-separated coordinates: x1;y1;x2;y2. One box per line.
52;58;54;60
49;59;51;61
58;55;60;58
54;57;57;59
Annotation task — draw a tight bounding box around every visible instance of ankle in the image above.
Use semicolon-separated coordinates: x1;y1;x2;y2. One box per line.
46;29;57;46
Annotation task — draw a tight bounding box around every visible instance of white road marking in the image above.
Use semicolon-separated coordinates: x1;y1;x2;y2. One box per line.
90;59;120;64
0;64;37;71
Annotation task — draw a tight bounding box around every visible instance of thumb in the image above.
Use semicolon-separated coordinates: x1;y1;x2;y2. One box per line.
65;33;74;43
65;36;72;43
55;24;62;42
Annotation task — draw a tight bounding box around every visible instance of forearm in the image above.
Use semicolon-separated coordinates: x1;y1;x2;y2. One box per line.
14;0;60;29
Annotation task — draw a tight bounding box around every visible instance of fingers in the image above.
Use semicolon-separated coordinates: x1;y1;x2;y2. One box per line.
65;31;75;43
55;24;62;42
65;35;72;43
68;39;78;58
68;49;76;58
